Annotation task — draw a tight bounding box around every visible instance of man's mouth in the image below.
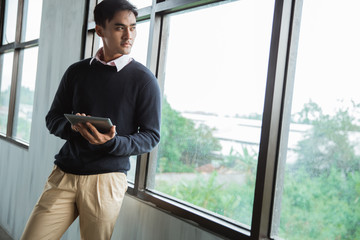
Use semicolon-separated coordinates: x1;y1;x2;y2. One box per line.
121;42;132;47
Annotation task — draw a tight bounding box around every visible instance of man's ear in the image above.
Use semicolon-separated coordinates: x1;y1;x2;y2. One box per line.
95;25;103;37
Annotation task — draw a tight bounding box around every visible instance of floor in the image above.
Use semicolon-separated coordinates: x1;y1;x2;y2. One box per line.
0;227;12;240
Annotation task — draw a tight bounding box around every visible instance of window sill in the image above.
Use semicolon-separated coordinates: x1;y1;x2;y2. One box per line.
0;134;29;149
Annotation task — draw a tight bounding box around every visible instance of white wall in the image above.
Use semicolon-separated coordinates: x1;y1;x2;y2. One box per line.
0;1;225;239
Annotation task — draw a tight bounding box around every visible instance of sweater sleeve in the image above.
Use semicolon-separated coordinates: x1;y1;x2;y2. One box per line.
102;73;161;156
45;65;74;140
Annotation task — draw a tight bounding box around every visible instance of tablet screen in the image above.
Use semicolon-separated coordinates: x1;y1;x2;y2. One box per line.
64;114;113;133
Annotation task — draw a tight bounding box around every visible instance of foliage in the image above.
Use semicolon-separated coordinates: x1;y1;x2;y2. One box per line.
156;171;255;226
292;101;360;177
279;167;360;240
223;147;257;177
0;114;6;133
292;99;323;124
18;86;35;105
1;86;34;106
157;97;221;173
156;98;360;239
0;87;33;141
0;88;10;106
278;100;360;239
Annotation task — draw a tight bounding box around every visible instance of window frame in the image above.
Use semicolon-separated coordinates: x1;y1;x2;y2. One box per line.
0;0;41;148
84;0;299;239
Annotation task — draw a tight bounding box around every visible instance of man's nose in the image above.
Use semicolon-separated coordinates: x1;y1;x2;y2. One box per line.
123;28;132;39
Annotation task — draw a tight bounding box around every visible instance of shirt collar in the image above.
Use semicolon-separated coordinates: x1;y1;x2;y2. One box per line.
90;47;133;72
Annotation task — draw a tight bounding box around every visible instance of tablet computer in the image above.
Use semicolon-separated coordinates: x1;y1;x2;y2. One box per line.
64;114;113;133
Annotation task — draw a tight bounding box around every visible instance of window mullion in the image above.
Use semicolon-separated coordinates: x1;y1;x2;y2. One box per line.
0;0;5;44
15;0;24;42
270;0;303;237
6;0;24;137
133;0;163;193
251;0;295;239
146;0;163;73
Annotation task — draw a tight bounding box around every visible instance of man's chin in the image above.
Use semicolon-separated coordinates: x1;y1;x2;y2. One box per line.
120;45;132;53
120;49;131;55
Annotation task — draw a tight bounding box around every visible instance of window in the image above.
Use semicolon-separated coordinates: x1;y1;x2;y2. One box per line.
82;0;360;239
146;0;274;228
129;0;152;9
272;0;360;239
0;0;43;145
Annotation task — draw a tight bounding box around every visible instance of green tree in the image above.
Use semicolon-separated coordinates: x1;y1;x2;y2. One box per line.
292;99;322;124
19;86;35;105
0;87;10;106
156;169;256;226
157;98;221;172
293;101;360;177
279;101;360;239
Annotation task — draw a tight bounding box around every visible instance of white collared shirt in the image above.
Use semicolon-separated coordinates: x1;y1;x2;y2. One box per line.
90;47;133;72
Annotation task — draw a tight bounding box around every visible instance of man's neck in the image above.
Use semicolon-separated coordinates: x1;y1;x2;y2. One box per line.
100;49;122;63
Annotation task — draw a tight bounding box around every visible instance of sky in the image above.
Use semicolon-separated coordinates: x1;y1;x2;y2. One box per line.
292;0;360;115
130;0;152;9
2;0;359;118
162;0;274;117
157;0;360;117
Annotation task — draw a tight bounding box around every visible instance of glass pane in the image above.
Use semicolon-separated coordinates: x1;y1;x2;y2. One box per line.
2;0;18;44
148;0;274;227
130;20;149;65
23;0;43;41
0;52;14;134
272;0;360;239
130;0;152;9
127;155;137;183
13;47;38;142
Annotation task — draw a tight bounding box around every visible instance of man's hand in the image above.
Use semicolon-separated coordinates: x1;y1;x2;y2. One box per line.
71;113;116;145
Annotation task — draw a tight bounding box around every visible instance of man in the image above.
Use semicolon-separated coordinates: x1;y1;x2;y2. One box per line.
21;0;161;239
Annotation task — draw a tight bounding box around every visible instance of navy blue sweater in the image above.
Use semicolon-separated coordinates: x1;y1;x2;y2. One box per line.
46;58;161;175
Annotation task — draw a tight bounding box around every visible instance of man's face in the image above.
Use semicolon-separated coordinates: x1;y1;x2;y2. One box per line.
96;10;137;61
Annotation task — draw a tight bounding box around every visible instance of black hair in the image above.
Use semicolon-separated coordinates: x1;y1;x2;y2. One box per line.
94;0;138;28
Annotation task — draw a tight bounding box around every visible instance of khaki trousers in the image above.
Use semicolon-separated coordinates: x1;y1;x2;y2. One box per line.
21;165;128;240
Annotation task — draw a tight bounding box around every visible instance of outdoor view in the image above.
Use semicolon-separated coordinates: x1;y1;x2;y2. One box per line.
272;0;360;239
0;48;37;142
148;0;275;228
0;52;14;135
0;0;42;143
146;0;359;238
12;46;39;142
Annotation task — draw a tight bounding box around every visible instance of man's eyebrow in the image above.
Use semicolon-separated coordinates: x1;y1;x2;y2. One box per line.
114;23;137;26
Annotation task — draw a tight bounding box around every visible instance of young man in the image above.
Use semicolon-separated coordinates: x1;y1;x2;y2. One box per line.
21;0;161;239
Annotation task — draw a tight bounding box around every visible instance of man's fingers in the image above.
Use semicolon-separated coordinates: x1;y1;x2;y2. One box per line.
71;117;115;145
77;123;95;141
86;122;98;134
72;125;78;132
110;126;116;138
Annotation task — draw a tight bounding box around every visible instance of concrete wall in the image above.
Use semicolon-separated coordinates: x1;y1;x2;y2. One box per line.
0;1;224;239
